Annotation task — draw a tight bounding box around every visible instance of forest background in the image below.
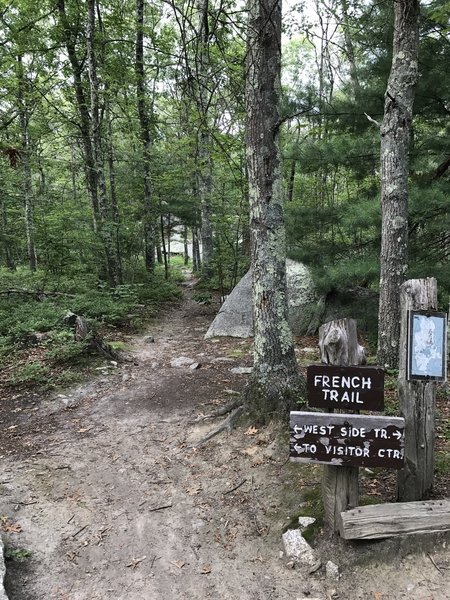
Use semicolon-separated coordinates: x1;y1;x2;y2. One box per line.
0;0;449;387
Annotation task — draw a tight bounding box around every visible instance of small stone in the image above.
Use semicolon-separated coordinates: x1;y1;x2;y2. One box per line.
190;363;201;370
170;356;195;368
308;560;322;574
298;516;316;530
286;560;296;569
325;561;340;580
279;551;284;559
145;336;155;343
230;367;253;375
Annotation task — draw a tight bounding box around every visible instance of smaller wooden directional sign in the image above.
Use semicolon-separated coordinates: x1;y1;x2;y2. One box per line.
290;412;405;469
307;364;384;411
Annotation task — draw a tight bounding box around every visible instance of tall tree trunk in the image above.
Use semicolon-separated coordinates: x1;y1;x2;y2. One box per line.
17;55;37;272
196;0;214;278
377;0;420;369
340;0;361;101
0;195;15;270
245;0;305;422
86;0;122;286
135;0;156;273
56;0;100;230
105;96;122;277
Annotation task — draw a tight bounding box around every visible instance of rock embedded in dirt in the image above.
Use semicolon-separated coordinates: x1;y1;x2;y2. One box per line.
282;529;318;566
326;561;340;580
230;367;253;375
170;356;195;368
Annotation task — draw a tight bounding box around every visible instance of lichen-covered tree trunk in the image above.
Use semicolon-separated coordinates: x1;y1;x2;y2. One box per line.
245;0;305;422
377;0;420;369
136;0;157;273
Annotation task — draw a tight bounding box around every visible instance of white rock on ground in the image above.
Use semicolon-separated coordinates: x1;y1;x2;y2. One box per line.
325;560;340;580
282;529;318;566
0;537;8;600
170;356;195;368
298;516;316;530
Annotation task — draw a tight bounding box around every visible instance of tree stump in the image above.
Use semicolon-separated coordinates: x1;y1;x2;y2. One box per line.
319;318;365;533
397;278;438;501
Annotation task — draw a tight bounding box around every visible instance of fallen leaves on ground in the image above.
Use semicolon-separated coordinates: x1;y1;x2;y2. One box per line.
1;516;22;533
244;426;258;436
170;560;186;569
200;565;212;574
126;556;146;569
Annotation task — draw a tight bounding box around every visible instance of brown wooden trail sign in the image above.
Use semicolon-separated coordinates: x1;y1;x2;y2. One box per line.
307;364;384;411
290;412;405;469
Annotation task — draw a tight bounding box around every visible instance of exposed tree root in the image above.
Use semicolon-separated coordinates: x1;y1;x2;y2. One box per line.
196;397;243;421
192;404;244;448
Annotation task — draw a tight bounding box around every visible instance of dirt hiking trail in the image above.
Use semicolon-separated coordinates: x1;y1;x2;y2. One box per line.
1;278;449;600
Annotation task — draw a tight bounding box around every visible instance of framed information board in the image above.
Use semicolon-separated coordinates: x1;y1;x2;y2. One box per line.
407;310;447;382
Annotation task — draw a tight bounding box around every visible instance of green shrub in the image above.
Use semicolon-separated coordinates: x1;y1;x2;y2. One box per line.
10;362;51;387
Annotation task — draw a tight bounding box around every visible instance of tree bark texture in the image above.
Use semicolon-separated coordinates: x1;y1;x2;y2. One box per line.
196;0;214;278
136;0;156;273
377;0;420;369
245;0;304;421
86;0;122;287
17;55;37;272
56;0;100;229
397;278;437;501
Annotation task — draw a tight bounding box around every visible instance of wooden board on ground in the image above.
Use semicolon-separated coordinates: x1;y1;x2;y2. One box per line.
340;499;450;540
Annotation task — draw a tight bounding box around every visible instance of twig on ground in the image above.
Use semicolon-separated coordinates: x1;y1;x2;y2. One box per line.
147;503;173;512
72;524;88;539
427;552;443;574
223;478;247;496
192;404;244;447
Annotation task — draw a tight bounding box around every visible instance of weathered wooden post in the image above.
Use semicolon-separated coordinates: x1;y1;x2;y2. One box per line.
319;318;365;533
397;278;439;501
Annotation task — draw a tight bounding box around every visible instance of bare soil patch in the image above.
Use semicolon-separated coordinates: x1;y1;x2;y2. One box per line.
1;282;449;600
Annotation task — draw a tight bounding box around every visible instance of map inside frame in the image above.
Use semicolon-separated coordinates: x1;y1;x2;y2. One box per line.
407;310;448;382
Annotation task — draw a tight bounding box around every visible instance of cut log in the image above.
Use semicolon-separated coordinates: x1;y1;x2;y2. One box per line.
340;499;450;540
319;319;366;366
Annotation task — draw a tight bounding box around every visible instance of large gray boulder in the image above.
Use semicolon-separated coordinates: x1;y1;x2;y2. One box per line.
205;259;318;339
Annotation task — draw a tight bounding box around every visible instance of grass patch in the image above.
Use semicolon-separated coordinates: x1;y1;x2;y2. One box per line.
0;266;181;392
4;546;33;562
282;484;324;543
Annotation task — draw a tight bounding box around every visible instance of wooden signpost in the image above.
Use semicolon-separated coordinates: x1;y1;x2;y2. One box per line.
290;412;405;469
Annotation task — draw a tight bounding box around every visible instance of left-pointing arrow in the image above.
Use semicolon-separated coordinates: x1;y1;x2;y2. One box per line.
293;424;302;435
294;444;304;453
